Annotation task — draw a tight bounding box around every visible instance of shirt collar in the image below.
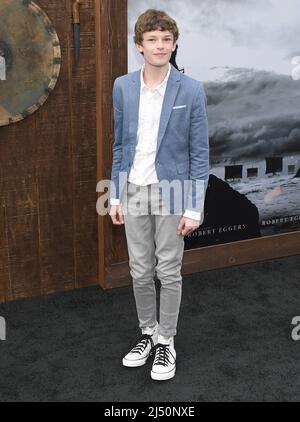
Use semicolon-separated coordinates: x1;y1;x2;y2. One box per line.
140;62;171;96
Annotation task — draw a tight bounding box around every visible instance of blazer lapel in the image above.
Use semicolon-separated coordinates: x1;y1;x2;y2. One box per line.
156;65;180;153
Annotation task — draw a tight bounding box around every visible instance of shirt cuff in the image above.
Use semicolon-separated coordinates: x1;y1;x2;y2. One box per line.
110;198;120;206
183;209;201;222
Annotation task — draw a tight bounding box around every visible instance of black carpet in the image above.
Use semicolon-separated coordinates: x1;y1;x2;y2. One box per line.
0;255;300;402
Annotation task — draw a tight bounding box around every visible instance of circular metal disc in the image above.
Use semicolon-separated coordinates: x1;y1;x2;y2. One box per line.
0;0;61;126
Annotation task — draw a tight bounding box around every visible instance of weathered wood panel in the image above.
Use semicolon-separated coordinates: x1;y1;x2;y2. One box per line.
0;0;98;302
96;0;129;288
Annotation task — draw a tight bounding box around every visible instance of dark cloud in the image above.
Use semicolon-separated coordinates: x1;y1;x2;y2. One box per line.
205;68;300;163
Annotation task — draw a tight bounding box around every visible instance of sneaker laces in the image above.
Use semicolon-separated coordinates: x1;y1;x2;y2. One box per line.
130;334;154;355
153;343;173;367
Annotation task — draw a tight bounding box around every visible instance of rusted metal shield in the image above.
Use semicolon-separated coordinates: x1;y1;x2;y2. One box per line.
0;0;61;126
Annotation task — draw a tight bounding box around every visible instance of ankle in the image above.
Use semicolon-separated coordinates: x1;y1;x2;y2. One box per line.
157;334;174;345
141;322;158;336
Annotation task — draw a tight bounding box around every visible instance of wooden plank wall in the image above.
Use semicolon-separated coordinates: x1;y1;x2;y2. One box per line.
0;0;98;302
96;0;129;288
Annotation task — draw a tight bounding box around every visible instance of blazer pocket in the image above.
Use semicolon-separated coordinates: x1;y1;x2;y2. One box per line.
172;105;187;110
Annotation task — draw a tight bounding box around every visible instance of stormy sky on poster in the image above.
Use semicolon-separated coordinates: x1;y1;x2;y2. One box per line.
128;0;300;164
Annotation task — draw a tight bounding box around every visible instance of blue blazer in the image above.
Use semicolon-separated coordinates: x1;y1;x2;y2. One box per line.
110;63;210;215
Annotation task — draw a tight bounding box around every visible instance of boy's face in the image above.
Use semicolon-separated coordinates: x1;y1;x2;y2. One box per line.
136;30;176;67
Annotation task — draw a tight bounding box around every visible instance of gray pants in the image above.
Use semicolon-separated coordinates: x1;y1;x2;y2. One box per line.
122;182;185;338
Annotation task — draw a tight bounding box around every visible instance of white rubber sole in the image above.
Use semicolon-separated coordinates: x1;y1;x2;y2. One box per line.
122;355;149;367
151;366;176;381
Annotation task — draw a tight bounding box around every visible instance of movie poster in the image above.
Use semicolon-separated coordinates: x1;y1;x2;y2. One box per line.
128;0;300;249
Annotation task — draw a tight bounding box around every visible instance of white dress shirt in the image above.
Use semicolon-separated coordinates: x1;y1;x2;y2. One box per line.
111;63;201;221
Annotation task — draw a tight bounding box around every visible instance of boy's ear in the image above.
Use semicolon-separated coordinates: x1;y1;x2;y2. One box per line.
136;43;144;54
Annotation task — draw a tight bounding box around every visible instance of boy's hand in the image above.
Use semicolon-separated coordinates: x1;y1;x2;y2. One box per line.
177;216;200;236
109;204;124;225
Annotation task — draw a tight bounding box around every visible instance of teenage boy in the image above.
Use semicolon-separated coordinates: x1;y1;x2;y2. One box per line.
109;9;209;381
